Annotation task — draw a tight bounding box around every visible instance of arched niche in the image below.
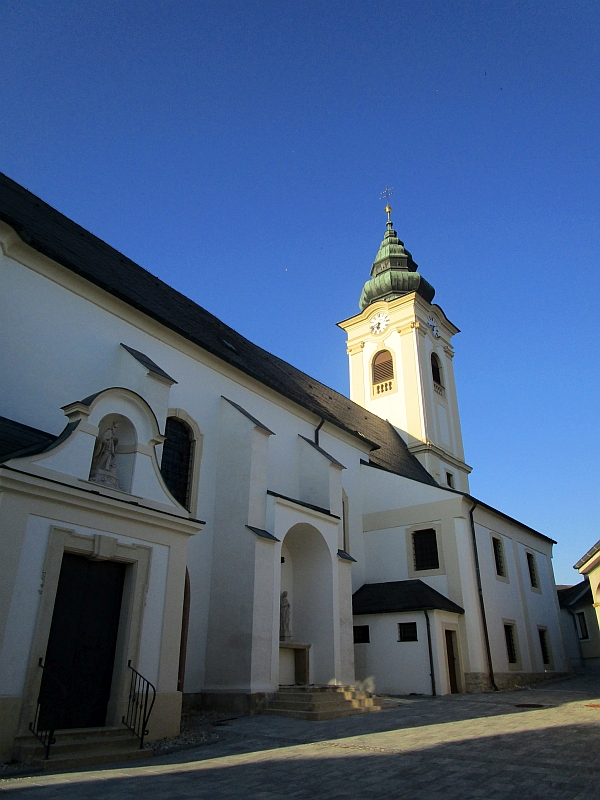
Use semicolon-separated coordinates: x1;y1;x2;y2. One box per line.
89;413;137;493
281;523;335;684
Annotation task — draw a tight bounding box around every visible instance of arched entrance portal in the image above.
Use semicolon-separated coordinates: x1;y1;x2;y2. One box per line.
280;523;335;686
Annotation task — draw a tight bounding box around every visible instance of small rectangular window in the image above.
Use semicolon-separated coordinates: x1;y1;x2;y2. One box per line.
398;622;418;642
526;552;539;588
353;625;370;644
576;611;589;640
504;624;518;664
413;529;439;571
538;629;550;665
446;472;454;488
492;537;506;577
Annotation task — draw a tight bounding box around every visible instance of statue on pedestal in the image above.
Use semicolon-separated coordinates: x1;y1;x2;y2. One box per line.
279;591;291;641
90;422;120;489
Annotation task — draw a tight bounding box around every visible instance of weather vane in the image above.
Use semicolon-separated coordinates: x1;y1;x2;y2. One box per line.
380;186;394;222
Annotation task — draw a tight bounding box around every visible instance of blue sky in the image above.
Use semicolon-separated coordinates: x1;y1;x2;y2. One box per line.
1;0;599;583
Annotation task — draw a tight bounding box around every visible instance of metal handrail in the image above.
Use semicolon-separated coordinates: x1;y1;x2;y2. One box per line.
29;658;67;760
122;660;156;749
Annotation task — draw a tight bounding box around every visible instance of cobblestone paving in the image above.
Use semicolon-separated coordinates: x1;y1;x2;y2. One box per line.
3;674;600;799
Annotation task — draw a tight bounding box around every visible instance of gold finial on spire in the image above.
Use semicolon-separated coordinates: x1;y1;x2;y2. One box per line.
380;186;394;225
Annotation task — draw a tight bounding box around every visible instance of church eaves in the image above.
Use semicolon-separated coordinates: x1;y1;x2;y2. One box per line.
359;206;435;310
0;172;437;487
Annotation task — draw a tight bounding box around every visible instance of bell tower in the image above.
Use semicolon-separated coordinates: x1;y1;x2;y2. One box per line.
338;205;471;491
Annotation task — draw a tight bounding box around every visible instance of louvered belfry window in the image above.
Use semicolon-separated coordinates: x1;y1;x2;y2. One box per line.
431;353;443;386
372;350;394;385
161;417;194;509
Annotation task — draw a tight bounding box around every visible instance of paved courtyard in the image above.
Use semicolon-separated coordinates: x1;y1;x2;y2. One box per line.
3;673;600;799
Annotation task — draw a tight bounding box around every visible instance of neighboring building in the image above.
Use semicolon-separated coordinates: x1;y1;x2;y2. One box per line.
557;580;600;670
0;176;566;764
574;542;600;666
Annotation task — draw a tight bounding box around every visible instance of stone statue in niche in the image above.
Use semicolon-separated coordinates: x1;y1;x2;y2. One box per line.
89;421;120;489
279;591;291;641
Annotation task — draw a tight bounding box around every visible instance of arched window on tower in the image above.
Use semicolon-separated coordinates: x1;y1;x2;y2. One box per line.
372;350;394;395
431;353;443;389
161;417;194;509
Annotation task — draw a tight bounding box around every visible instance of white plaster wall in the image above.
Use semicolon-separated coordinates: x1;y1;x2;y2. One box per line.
352;612;432;695
454;516;487;673
474;513;566;675
361;464;449;516
0;516;50;696
559;608;582;668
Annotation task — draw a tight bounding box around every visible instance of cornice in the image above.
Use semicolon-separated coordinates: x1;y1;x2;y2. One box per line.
0;465;203;535
408;441;473;473
267;490;340;525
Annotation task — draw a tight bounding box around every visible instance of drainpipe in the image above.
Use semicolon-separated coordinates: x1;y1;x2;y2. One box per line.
424;609;436;696
314;418;324;445
469;500;499;691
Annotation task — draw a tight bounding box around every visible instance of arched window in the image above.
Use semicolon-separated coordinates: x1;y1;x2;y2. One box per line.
161;417;194;509
431;353;443;387
372;350;394;386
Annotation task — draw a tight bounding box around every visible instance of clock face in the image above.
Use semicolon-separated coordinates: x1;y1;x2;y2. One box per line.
426;315;440;338
370;312;390;335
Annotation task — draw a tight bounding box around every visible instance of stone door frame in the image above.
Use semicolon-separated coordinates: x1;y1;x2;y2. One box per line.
19;526;152;734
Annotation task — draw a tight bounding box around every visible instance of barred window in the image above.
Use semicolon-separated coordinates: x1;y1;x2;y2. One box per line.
526;552;539;589
504;624;518;664
492;537;506;577
372;350;394;384
398;622;418;642
538;629;550;665
160;417;194;509
413;529;439;571
353;625;370;644
431;353;443;386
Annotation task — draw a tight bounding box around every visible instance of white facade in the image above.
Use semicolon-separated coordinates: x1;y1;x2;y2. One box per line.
0;186;568;762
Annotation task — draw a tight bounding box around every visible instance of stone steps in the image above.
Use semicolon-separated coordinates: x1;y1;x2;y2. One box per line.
13;726;153;772
262;686;383;720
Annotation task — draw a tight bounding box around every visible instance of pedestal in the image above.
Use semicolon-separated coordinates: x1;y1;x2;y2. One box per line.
279;642;311;686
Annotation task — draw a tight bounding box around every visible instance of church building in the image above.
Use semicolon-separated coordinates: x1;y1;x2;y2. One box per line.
0;174;566;764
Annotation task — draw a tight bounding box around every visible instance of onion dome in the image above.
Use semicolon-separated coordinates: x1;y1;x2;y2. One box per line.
359;206;435;311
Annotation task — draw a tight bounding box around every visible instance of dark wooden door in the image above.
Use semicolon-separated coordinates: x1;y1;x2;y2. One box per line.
445;630;459;694
39;553;126;730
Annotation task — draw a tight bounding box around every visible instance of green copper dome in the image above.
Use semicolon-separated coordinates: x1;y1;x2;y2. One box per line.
359;212;435;311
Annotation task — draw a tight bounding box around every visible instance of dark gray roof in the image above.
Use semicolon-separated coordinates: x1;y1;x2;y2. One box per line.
120;344;176;383
574;540;600;571
557;579;592;609
222;397;276;435
0;172;436;486
0;416;57;460
353;579;465;615
245;525;280;542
